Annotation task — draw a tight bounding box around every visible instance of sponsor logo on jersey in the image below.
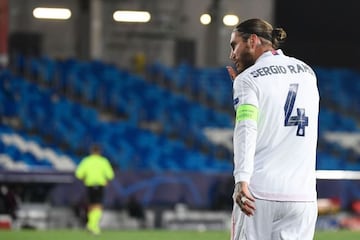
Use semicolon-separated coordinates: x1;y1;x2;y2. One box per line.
233;97;239;106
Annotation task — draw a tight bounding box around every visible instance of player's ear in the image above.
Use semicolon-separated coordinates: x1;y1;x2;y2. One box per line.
249;34;259;48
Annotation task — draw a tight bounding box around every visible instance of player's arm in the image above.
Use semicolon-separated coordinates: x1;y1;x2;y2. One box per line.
233;78;258;185
232;77;258;216
233;104;257;216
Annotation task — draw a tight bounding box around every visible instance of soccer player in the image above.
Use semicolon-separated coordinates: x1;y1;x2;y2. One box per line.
227;18;319;239
75;144;114;235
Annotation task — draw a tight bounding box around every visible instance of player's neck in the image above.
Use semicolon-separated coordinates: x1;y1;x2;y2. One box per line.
255;46;274;60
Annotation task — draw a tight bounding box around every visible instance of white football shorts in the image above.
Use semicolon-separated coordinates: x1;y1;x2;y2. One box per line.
231;198;318;240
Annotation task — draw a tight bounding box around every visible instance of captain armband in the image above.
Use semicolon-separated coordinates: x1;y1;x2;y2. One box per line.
236;104;258;123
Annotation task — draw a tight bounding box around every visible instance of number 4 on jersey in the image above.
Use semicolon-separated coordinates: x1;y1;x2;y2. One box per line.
284;83;308;136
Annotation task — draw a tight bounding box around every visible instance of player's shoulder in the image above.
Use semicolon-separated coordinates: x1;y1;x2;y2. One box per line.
285;55;316;76
234;60;261;81
233;68;254;90
234;58;273;86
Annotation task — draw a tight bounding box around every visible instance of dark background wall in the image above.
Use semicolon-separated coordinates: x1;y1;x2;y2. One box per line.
275;0;360;69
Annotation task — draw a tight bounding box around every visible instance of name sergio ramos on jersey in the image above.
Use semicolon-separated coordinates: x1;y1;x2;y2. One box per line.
249;63;315;78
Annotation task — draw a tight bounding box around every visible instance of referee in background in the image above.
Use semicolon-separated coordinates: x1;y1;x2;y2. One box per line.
75;144;114;235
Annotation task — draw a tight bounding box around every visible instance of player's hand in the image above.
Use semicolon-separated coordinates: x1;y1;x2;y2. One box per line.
226;66;238;81
233;181;256;216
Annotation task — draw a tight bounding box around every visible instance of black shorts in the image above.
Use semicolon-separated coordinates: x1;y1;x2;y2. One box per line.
86;186;104;204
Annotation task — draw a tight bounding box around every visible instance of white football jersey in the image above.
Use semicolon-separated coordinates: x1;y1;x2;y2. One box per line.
233;49;319;201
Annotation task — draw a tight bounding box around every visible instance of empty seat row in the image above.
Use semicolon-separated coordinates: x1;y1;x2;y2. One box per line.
0;70;232;172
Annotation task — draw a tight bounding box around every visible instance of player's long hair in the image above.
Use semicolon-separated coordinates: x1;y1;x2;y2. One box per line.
234;18;287;49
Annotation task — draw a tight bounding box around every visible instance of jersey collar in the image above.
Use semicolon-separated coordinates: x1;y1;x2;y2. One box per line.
256;49;284;63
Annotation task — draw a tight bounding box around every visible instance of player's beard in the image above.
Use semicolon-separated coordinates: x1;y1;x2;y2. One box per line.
236;45;255;73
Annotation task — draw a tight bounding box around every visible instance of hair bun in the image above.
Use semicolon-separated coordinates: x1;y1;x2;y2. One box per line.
272;28;287;42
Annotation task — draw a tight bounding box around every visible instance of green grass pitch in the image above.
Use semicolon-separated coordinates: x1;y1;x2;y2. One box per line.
1;229;360;240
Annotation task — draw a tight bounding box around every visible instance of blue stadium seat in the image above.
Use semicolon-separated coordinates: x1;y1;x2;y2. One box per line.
3;58;360;172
